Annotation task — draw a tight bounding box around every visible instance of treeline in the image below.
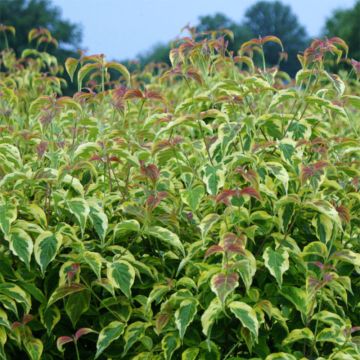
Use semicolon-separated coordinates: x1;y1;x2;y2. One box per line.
1;0;359;78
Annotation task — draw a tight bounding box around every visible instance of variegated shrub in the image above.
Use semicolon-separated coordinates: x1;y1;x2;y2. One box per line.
0;27;359;359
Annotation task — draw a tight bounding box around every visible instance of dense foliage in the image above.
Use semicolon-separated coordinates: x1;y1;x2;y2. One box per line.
0;27;359;360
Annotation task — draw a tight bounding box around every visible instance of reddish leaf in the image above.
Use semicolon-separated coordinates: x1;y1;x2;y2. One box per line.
235;167;258;186
351;59;360;77
223;233;245;255
335;204;351;223
215;189;237;205
155;311;171;334
301;161;328;183
205;245;224;259
239;187;261;201
146;191;168;209
22;314;34;325
186;68;203;84
211;272;239;304
140;162;160;182
11;321;22;330
124;89;144;100
145;90;164;101
36;141;48;158
57;336;73;352
74;328;96;341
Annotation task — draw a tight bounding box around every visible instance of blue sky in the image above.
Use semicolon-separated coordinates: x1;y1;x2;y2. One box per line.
53;0;356;60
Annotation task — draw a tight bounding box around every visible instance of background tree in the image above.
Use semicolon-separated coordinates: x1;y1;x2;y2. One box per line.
324;0;360;61
196;13;253;54
137;13;252;67
0;0;82;63
244;1;309;76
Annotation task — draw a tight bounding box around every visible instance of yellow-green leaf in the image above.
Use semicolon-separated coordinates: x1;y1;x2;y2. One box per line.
24;338;43;360
282;328;314;346
34;231;62;273
0;199;17;236
95;321;125;359
0;283;31;313
175;299;198;340
65;57;79;82
107;260;135;298
263;247;289;287
146;226;184;256
201;298;222;337
210;272;239;304
228;301;259;338
66;198;90;236
162;332;181;360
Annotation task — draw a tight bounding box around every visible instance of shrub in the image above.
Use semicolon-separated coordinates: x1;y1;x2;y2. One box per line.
0;28;359;359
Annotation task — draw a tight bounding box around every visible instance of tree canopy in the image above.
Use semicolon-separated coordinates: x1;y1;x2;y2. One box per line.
0;0;82;63
244;1;309;76
324;0;360;61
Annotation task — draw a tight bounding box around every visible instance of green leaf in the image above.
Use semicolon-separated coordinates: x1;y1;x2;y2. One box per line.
65;57;79;82
280;286;308;317
24;203;47;228
282;328;314;346
210;272;239;304
162;332;181;360
228;301;259;338
266;162;289;193
202;164;225;195
279;142;295;162
73;142;101;161
95;321;125;359
237;250;257;292
65;290;91;327
66;198;90;236
182;347;200;360
304;200;342;228
331;249;360;267
180;184;205;212
146;226;184;256
88;201;108;242
199;213;220;244
123;321;149;355
34;231;62;274
311;311;346;328
0;308;10;330
107;260;135;298
175;299;198;340
8;228;33;268
83;251;103;279
24;338;43;360
61;174;84;195
39;305;61;334
0;144;22;170
302;241;328;261
0;199;17;236
316;327;346;345
201;298;222;337
314;214;333;243
47;284;87;307
265;353;297;360
263;247;289;287
113;219;140;240
0;283;31;313
77;63;101;88
106;61;131;85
